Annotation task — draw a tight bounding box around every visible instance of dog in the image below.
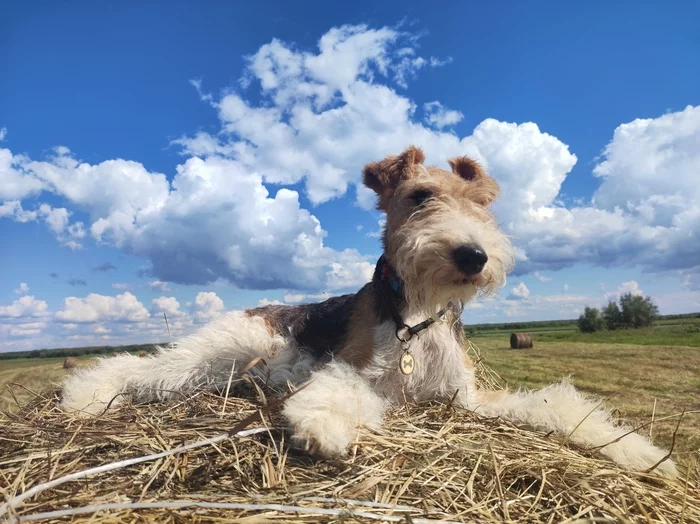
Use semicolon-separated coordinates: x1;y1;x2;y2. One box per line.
61;146;677;477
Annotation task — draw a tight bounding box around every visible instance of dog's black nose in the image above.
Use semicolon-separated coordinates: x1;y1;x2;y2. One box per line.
452;245;488;275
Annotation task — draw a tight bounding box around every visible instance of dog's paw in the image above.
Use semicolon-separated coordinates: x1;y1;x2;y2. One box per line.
282;396;359;458
280;361;387;459
289;431;351;459
284;403;357;458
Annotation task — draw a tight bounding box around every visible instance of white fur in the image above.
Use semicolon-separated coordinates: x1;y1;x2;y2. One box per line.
62;311;313;414
473;381;678;477
282;360;388;456
362;317;479;408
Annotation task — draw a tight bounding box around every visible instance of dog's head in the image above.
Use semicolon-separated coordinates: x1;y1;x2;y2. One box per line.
364;146;514;311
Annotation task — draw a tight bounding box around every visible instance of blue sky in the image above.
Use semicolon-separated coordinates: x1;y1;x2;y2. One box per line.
1;1;699;351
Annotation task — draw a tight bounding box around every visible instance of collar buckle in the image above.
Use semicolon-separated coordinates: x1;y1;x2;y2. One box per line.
395;325;412;344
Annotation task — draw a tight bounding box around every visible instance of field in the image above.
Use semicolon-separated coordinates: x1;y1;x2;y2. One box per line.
465;313;700;338
0;352;145;412
0;357;71;412
500;323;700;347
473;335;700;456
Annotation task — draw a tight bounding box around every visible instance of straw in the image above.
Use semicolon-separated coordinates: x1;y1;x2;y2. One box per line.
0;346;697;524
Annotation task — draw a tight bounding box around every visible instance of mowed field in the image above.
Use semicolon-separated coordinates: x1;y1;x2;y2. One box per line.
1;328;699;462
473;335;700;460
0;356;94;412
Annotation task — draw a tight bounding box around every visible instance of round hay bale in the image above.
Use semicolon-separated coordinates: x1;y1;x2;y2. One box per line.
510;332;533;349
62;357;79;369
138;350;148;357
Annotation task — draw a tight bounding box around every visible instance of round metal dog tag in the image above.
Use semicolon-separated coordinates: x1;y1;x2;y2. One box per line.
400;352;415;375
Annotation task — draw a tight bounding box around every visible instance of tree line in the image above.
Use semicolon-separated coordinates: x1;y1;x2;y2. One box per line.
578;293;659;333
0;343;164;360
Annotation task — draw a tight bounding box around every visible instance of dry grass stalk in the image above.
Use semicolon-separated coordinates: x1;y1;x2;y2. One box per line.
0;344;698;523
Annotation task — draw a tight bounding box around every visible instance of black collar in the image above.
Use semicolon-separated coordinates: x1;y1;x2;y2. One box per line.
376;255;446;344
377;254;403;297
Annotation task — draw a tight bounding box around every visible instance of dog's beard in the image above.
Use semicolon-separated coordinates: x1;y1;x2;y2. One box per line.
395;249;490;314
390;210;512;314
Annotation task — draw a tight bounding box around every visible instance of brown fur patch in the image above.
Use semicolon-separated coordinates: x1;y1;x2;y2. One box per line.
246;294;362;362
448;156;485;180
363;145;425;210
447;156;499;205
244;308;278;337
335;288;377;369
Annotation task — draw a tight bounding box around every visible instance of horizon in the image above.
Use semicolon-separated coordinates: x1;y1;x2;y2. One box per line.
5;308;698;355
2;1;699;352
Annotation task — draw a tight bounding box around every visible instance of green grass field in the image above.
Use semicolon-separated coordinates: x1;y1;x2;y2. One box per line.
465;314;700;337
520;323;700;347
656;317;700;326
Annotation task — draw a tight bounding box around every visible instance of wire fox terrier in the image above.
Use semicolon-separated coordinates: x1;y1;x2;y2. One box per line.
62;146;677;477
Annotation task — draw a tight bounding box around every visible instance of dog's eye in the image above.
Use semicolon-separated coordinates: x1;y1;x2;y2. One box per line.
410;189;433;206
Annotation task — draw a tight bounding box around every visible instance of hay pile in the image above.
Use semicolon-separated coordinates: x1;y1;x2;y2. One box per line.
1;346;698;523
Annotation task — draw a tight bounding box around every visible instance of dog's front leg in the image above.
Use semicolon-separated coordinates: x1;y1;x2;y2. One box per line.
282;360;388;458
431;351;481;410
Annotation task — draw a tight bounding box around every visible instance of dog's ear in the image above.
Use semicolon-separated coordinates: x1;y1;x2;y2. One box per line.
448;156;500;206
363;146;425;210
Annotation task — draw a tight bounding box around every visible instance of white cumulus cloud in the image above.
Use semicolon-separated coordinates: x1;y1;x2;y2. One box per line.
192;291;225;323
5;321;47;337
0;201;37;222
0;148;45;200
148;280;171;292
511;105;700;279
508;282;531;300
151;296;185;318
258;298;284;306
283;292;331;304
0;296;49;318
55;292;150;323
603;280;644;302
424;101;464;129
13;282;29;295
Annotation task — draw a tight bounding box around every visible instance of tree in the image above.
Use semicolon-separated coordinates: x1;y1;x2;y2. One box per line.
602;293;659;329
619;292;659;328
602;301;624;330
578;306;605;333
